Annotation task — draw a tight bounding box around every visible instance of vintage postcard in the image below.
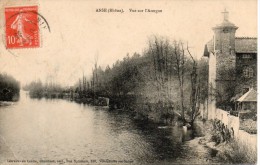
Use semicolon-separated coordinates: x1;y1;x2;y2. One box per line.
0;0;257;164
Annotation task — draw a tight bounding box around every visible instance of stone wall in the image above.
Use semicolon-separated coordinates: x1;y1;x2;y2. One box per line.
199;105;257;153
215;108;239;138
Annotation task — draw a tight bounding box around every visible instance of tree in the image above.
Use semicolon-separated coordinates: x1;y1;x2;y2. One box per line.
186;44;200;126
0;73;20;101
210;67;239;110
173;41;186;123
74;35;208;125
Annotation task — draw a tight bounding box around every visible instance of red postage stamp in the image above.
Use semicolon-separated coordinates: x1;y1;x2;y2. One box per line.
5;6;40;49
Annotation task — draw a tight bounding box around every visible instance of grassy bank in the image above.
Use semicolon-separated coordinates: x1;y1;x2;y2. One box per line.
190;119;257;164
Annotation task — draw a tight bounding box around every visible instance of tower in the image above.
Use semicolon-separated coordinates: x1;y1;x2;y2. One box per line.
207;9;238;118
213;9;238;77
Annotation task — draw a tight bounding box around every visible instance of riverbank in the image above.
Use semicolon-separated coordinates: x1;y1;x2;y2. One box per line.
110;107;236;164
172;120;222;164
186;119;257;164
0;101;15;106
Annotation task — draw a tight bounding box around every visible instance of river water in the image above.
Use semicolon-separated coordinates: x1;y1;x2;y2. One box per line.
0;91;217;164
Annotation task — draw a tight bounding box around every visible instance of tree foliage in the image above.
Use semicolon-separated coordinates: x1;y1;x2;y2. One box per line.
24;80;64;98
79;36;209;123
0;73;20;101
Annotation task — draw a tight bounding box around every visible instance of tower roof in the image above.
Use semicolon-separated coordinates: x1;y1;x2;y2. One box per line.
213;9;238;29
203;10;257;57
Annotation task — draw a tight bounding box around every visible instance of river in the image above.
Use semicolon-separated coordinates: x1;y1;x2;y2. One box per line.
0;91;219;164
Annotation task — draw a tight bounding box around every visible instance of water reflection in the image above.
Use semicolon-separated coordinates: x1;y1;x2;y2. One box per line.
0;91;208;164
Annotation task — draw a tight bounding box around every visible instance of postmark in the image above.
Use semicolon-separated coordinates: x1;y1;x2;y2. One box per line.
5;6;40;49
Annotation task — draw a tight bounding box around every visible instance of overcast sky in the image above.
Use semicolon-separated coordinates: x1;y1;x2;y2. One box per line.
0;0;257;86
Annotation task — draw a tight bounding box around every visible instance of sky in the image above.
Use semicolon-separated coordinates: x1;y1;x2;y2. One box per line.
0;0;257;86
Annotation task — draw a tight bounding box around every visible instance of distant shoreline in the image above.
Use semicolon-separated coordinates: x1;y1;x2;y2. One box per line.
0;101;14;106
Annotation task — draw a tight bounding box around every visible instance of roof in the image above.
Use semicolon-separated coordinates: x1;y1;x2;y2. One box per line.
213;20;238;30
235;37;257;53
237;88;257;102
203;39;213;57
203;37;257;57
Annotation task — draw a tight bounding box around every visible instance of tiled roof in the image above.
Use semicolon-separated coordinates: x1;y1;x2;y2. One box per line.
203;37;257;56
235;37;257;53
237;88;257;102
203;39;213;57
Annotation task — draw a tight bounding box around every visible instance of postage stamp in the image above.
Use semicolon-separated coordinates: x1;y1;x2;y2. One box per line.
5;6;40;49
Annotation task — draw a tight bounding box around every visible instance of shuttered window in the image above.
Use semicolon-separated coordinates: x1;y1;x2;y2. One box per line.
243;66;253;78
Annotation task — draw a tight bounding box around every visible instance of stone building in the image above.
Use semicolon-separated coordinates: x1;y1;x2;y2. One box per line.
203;10;257;119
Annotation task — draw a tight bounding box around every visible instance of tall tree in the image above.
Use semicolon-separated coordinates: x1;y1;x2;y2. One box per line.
174;41;186;123
186;43;200;126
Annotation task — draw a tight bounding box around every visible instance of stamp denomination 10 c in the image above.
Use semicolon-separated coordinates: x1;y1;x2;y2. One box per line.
5;6;40;49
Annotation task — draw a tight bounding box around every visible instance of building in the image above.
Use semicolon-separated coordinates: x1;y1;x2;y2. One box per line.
236;88;257;112
203;10;257;119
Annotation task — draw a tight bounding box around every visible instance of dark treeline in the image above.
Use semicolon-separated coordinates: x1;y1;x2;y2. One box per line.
0;73;20;101
24;36;208;125
23;80;70;99
79;36;208;125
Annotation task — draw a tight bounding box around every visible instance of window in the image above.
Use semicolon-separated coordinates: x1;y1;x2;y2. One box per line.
243;66;253;78
223;28;229;33
242;54;252;59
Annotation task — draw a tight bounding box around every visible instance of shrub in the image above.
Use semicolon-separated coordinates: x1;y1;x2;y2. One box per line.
224;141;257;164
